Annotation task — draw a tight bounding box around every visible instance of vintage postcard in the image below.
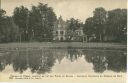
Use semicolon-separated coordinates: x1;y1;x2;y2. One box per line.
0;0;127;83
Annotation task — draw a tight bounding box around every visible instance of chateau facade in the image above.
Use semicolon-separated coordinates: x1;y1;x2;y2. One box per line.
53;16;84;41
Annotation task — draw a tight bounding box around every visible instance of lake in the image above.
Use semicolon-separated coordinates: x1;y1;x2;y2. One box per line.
0;48;126;74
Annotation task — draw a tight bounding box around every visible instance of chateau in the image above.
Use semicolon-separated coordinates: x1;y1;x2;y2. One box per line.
53;16;84;41
53;16;67;41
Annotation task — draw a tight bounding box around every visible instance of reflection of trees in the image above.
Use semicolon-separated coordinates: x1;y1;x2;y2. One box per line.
83;50;126;73
92;55;107;73
83;50;107;73
66;48;83;62
52;49;66;64
28;49;56;74
0;50;29;73
0;49;56;74
106;51;126;72
0;52;12;71
28;50;42;73
0;48;84;73
12;50;28;73
0;55;6;71
0;48;126;74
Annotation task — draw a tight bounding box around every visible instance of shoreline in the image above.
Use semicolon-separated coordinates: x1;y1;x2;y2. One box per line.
0;42;126;50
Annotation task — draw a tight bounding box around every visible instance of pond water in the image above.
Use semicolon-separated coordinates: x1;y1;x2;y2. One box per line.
0;48;126;74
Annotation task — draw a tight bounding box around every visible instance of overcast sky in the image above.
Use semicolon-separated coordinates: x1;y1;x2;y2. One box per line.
1;0;127;22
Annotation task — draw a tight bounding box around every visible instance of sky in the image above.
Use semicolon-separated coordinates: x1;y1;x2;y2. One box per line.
1;0;127;22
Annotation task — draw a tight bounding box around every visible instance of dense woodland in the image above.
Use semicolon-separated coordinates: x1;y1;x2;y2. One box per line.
0;3;127;43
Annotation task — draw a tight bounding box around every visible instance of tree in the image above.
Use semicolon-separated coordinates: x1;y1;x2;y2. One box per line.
0;9;6;42
28;5;41;41
0;9;18;43
66;18;82;41
67;18;81;31
13;6;29;42
84;17;94;35
83;17;96;42
83;7;127;43
93;7;107;42
29;3;57;42
1;17;19;42
106;9;127;42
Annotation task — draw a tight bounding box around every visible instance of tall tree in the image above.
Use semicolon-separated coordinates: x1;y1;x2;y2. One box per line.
0;9;18;43
93;7;107;42
83;17;96;35
13;6;29;42
0;9;6;42
1;17;19;42
106;9;127;42
29;3;57;42
83;17;97;42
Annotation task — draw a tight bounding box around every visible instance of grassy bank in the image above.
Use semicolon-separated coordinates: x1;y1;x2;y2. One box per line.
0;42;126;50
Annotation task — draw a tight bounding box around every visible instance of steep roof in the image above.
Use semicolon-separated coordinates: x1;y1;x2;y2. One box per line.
54;16;67;30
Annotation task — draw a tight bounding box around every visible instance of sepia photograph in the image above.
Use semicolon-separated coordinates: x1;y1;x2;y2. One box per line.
0;0;127;83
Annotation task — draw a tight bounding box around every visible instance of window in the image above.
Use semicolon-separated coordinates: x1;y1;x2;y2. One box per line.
60;37;63;41
60;31;64;35
56;31;58;34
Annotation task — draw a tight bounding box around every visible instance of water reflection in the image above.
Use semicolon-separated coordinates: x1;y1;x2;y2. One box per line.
83;50;126;73
66;49;83;62
0;48;126;74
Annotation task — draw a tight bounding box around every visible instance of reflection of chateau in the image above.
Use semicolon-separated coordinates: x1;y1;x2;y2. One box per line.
53;16;84;41
53;49;66;64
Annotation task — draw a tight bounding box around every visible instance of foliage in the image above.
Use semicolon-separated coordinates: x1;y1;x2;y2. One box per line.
83;17;95;35
83;7;127;43
13;6;29;41
28;3;57;42
0;9;19;43
66;18;83;41
0;6;127;43
106;9;127;42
